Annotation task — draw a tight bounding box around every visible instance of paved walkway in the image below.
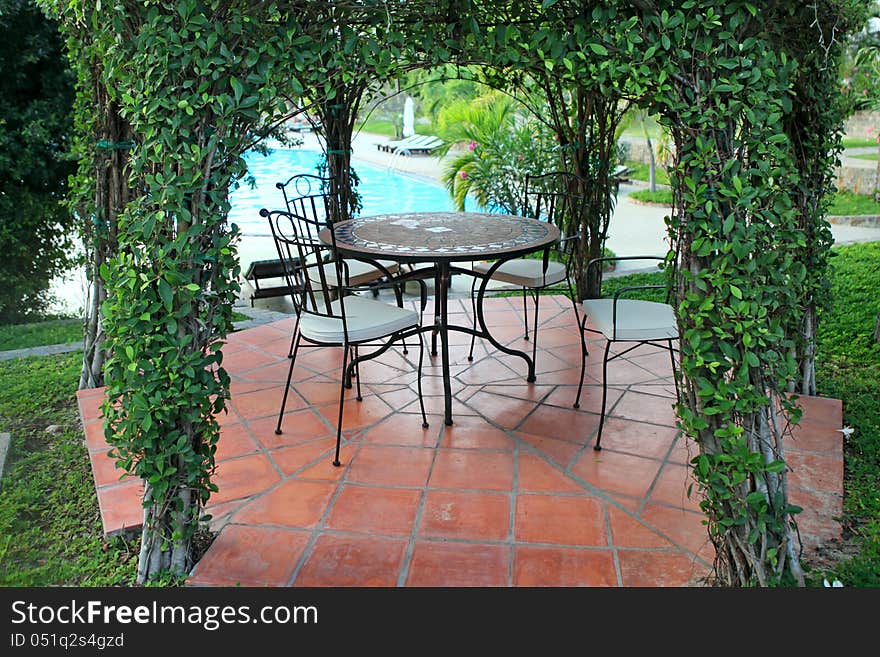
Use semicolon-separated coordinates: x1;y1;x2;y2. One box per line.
77;295;844;587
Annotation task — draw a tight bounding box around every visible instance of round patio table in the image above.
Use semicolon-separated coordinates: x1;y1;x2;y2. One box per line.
320;211;560;425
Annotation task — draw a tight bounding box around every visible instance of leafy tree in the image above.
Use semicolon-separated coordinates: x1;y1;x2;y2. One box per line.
0;0;75;323
437;92;556;213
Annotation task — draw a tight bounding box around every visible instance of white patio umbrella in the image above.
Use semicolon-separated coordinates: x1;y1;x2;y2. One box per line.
402;96;415;138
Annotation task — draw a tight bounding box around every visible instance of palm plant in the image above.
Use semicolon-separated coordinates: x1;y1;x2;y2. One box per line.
436;92;556;214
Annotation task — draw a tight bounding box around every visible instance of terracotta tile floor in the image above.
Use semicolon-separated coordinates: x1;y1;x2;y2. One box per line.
77;295;844;587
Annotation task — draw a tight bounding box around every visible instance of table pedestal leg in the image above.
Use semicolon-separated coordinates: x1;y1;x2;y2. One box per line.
437;262;453;425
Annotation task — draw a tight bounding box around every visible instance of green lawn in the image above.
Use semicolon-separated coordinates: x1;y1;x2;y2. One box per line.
0;318;81;351
628;189;673;206
815;242;880;586
355;117;399;137
625;187;879;216
829;191;880;216
852;152;878;161
842;138;879;148
624;160;671;186
0;352;138;585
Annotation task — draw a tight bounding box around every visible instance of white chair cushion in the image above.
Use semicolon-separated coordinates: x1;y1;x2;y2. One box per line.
582;298;678;342
299;295;419;344
472;258;567;288
313;259;399;287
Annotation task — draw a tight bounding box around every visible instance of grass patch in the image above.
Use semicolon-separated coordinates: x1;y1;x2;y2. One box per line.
842;138;879;148
624;160;671;186
0;318;82;351
355;117;399;137
628;189;673;206
852;153;878;161
828;191;880;216
814;242;880;586
231;310;251;323
0;352;138;585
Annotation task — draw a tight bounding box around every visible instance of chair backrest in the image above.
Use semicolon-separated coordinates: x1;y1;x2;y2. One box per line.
259;208;349;332
275;173;341;227
524;171;589;275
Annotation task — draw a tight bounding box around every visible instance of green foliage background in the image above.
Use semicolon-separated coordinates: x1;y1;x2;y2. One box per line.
0;0;75;323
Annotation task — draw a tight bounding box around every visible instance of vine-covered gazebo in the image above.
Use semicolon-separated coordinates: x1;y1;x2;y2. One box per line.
43;0;866;586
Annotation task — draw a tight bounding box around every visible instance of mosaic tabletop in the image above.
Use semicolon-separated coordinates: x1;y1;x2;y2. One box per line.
322;212;560;263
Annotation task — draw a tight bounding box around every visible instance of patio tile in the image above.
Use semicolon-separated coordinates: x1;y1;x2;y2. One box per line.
518;405;601;444
460;391;538;430
514;431;584;468
513;546;617;587
570;449;663;499
83;419;110;452
586;417;679;460
541;384;621;415
361;412;442;447
187;525;308;587
226;323;289;346
325;485;422;536
790;487;843;550
640;504;715;562
90;447;130;487
96;479;144;535
517;454;584;494
214;422;259;462
406;542;510;587
78;295;846;586
294;535;407;587
418;490;511;541
617;550;710;587
271;437;342;476
219;347;278;374
606;505;675;549
439;415;516;450
428;450;514;491
316;396;395;432
609;390;677;427
784;419;844;454
230;386;307;420
785;451;844;493
648;463;702;513
794;395;842;426
77;390;106;427
248;409;333;449
514;494;606;546
234;480;337;528
210;453;281;505
347;445;435;487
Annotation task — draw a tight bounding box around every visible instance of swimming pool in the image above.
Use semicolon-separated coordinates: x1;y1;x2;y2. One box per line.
228;148;458;237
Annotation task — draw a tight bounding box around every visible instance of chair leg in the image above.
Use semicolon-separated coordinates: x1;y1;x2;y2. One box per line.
354;345;363;401
668;340;681;403
573;313;590;409
333;343;350;467
276;330;301;434
417;331;429;429
467;275;478;362
287;317;300;358
594;340;612;451
522;287;529;340
531;290;540;367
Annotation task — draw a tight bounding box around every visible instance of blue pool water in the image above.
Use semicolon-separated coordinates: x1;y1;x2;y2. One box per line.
229;148;457;237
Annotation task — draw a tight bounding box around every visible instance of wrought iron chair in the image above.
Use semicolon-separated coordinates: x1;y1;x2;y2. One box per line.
467;171;586;365
276;173;401;292
274;173;411;357
262;208;429;467
573;256;679;451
